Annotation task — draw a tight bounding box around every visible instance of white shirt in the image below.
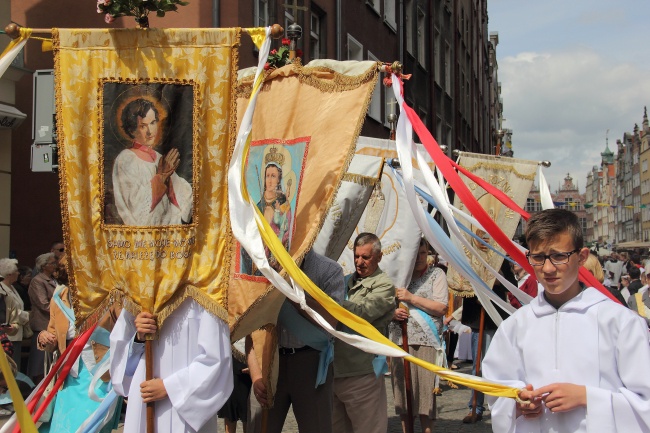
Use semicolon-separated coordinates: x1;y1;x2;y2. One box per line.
483;288;650;433
110;299;233;433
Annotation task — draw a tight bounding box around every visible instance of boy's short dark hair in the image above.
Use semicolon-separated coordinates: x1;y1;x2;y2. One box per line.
525;209;583;250
629;266;641;279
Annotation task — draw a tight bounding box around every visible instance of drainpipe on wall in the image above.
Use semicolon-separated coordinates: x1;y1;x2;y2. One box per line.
213;0;220;27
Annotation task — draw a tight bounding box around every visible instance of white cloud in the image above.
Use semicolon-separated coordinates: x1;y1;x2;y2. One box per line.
499;47;650;193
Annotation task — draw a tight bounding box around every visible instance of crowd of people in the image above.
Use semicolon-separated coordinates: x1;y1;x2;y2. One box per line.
0;209;649;432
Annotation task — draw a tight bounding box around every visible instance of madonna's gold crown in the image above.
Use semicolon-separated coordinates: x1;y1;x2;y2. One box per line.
265;146;285;166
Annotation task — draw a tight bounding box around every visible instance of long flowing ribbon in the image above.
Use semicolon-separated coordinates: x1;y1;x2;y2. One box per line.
12;324;97;433
390;74;619;306
0;28;31;80
0;349;36;433
227;40;520;398
394;167;533;306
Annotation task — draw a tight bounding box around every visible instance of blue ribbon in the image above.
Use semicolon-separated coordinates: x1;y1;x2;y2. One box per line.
52;285;75;325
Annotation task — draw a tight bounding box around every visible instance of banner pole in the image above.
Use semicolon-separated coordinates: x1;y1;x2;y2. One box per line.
400;318;414;433
470;307;486;418
146;338;155;433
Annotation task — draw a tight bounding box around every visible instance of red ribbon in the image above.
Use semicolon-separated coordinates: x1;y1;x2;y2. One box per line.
15;324;98;432
394;76;619;304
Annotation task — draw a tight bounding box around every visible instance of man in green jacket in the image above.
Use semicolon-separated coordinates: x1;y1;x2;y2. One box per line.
332;232;395;433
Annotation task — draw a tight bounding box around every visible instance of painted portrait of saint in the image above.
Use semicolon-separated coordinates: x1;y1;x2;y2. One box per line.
238;138;309;278
103;83;195;226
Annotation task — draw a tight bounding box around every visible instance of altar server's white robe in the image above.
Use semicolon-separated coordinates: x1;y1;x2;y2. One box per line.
110;299;233;433
483;287;650;433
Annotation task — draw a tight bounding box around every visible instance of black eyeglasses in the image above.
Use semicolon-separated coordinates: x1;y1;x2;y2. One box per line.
526;249;580;267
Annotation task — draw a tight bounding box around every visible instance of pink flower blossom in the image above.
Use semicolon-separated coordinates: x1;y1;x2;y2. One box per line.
270;49;277;55
105;13;115;23
264;62;271;70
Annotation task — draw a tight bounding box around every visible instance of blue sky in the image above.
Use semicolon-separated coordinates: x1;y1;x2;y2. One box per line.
487;0;650;193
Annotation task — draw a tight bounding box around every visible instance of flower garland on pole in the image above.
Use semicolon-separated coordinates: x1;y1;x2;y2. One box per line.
96;0;189;28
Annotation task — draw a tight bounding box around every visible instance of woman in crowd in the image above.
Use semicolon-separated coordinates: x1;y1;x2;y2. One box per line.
27;253;58;383
0;258;31;368
389;238;448;433
13;266;32;312
584;253;627;305
37;255;122;433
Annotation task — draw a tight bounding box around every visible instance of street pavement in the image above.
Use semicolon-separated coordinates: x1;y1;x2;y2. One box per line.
1;361;492;432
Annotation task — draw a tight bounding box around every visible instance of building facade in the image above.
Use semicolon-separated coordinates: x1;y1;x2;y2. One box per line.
5;0;503;263
523;174;587;241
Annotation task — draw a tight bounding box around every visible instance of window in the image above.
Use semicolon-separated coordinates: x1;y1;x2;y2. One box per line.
444;43;451;92
433;30;441;82
368;51;381;122
255;0;269;27
417;7;426;67
285;10;295;33
347;34;363;61
405;0;413;55
366;0;380;14
310;11;324;59
384;0;396;31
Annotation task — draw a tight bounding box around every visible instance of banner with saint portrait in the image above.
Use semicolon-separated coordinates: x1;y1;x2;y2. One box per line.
446;152;538;296
229;60;380;341
54;28;240;328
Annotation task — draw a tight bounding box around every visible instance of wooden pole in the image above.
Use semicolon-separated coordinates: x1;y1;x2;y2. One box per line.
470;307;486;418
261;407;269;433
400;319;414;433
145;339;155;433
3;23;285;39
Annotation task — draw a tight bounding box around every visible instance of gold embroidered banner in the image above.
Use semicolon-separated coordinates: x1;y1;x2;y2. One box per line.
55;28;241;327
229;60;380;341
446;152;537;296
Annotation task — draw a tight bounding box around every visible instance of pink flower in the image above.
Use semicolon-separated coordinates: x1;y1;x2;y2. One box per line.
281;38;291;46
105;13;115;23
264;62;271;70
270;49;277;55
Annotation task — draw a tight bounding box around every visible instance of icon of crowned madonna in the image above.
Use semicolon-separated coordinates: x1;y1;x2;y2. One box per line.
239;140;307;277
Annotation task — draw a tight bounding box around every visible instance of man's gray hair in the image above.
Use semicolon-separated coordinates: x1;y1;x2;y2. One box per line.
0;258;18;278
354;232;382;255
35;253;55;273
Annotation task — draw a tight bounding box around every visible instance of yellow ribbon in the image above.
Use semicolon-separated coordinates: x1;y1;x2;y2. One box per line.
0;352;37;432
237;25;519;401
245;27;267;51
0;27;32;58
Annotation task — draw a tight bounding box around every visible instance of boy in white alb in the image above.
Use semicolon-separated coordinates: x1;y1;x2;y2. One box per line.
483;209;650;433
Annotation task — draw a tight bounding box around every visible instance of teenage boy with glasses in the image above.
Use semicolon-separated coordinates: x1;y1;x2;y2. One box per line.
482;208;650;433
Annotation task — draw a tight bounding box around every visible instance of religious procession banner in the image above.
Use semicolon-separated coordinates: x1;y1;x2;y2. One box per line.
229;59;381;341
333;136;431;287
311;153;384;260
337;164;422;288
446;152;537;296
55;28;241;327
